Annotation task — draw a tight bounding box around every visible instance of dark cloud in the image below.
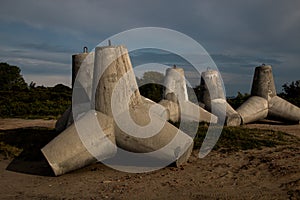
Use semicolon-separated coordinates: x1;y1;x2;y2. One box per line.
130;48;190;67
0;0;299;95
20;43;73;53
212;54;283;73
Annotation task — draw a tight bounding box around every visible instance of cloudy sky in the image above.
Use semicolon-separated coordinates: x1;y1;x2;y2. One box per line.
0;0;299;96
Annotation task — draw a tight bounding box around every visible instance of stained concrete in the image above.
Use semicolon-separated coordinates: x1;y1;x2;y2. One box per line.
200;70;241;126
157;99;180;122
55;50;95;133
164;67;188;103
93;45;143;116
236;96;268;124
72;51;88;87
237;65;300;124
268;96;300;123
42;110;116;176
45;45;196;175
251;65;276;101
93;46;194;167
55;106;72;133
159;67;217;124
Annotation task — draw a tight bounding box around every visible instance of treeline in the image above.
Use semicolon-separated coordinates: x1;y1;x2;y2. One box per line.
0;63;71;119
0;62;299;119
279;80;300;107
0;85;71;118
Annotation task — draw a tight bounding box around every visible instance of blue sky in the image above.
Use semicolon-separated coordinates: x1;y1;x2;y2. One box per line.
0;0;299;96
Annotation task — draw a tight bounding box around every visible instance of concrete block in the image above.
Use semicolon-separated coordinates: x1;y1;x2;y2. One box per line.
42;110;116;176
93;46;193;167
268;96;300;123
158;99;180;122
236;96;268;124
237;64;300;124
251;65;276;101
200;70;241;126
164;67;188;103
161;67;217;124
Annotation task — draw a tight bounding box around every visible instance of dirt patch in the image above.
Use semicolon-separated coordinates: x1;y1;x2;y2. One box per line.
242;120;300;138
0;118;55;130
0;119;299;199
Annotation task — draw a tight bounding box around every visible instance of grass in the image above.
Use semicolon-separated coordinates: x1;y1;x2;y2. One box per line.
193;125;299;152
0;123;299;160
170;121;299;152
0;127;57;160
0;141;23;158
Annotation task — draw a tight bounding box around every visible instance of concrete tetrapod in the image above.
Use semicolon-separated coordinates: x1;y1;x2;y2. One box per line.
236;96;268;124
43;45;195;176
55;106;72;133
237;65;300;124
72;48;89;87
159;67;217;124
93;45;194;167
251;64;276;101
55;49;94;133
42;110;116;176
200;70;241;126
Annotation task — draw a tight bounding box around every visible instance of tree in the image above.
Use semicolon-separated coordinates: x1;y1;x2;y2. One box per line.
227;92;250;109
51;84;71;93
281;80;300;99
0;62;27;90
279;80;300;107
29;81;36;89
136;71;165;102
136;71;164;86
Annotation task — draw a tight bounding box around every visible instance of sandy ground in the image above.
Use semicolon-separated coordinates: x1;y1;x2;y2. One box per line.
0;119;299;200
242;120;300;138
0;118;56;130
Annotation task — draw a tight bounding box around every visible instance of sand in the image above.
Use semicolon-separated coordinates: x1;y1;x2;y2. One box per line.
0;119;299;199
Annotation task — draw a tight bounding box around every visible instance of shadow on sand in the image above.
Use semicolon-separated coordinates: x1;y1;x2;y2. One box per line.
250;119;297;126
0;127;58;176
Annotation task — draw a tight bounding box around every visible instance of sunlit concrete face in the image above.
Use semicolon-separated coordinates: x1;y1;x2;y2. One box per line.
159;67;218;124
200;70;241;126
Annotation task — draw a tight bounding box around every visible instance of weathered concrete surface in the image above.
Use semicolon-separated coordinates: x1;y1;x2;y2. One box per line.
200;70;225;103
159;99;217;123
93;45;143;116
42;110;116;176
164;67;188;103
236;96;269;124
45;45;201;175
73;51;95;101
210;99;241;126
114;103;194;165
56;50;94;133
200;70;241;126
93;46;193;167
268;96;300;123
55;106;72;133
158;99;180;122
55;103;89;133
251;65;276;101
160;67;217;124
180;101;218;123
72;52;88;87
237;64;300;124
